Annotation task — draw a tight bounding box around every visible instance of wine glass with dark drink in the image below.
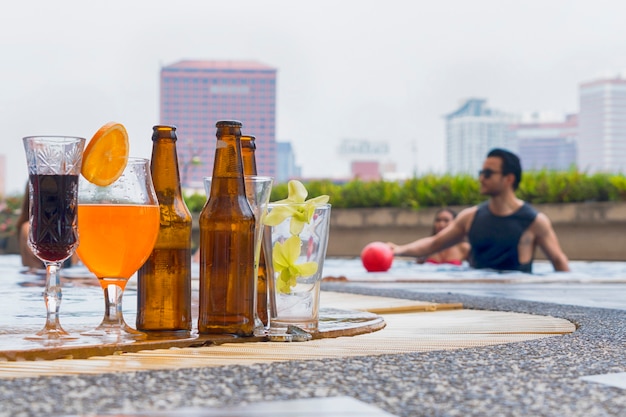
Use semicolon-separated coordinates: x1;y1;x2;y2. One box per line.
22;136;85;340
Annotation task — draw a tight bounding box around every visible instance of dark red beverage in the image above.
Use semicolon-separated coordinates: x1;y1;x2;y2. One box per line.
29;174;79;262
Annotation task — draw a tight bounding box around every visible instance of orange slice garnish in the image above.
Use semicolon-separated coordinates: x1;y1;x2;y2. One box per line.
81;122;129;186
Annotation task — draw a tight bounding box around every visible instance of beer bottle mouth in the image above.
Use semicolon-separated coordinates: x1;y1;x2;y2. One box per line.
216;120;243;128
153;125;177;131
152;125;177;142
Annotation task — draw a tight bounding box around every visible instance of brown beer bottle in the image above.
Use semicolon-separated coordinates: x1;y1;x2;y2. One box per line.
198;121;256;336
241;135;258;174
137;125;192;334
240;135;269;328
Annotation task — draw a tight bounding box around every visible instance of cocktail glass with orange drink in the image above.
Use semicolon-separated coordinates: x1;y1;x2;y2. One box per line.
77;157;159;341
77;123;160;341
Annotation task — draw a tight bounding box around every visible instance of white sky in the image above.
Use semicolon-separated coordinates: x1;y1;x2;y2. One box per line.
2;0;625;194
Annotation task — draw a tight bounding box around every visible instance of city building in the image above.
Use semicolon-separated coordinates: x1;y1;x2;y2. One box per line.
160;60;277;187
445;98;518;175
351;161;380;181
578;76;626;173
0;154;5;197
509;114;578;171
337;138;393;181
275;142;301;184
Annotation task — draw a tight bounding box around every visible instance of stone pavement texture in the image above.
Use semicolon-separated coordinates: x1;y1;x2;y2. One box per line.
0;283;625;417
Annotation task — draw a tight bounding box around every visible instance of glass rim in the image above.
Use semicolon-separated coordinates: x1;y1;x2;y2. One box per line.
126;156;150;164
22;135;85;143
203;175;273;182
268;202;331;208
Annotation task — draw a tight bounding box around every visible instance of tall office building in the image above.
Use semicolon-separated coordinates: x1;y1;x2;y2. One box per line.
160;60;277;187
578;76;626;173
275;142;301;183
509;114;578;171
445;98;518;175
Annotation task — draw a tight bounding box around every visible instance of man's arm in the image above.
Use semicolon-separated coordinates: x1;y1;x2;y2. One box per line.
387;234;439;258
533;213;570;272
387;207;474;258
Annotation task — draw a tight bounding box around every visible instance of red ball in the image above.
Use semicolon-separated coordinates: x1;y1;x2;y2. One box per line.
360;241;394;272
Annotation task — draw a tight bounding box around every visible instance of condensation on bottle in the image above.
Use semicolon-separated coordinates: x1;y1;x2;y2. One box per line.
198;121;256;336
136;125;192;334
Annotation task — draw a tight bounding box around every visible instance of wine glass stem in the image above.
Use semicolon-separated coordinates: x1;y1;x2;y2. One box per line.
102;284;125;326
42;261;64;332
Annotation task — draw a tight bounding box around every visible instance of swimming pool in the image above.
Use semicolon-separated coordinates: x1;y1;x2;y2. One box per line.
2;254;625;327
322;257;626;310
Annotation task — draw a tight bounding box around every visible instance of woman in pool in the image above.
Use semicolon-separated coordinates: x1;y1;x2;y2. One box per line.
416;208;470;265
16;185;43;271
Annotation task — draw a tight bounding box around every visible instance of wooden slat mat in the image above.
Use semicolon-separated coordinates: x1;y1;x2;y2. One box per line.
320;291;462;313
0;292;575;379
0;307;385;362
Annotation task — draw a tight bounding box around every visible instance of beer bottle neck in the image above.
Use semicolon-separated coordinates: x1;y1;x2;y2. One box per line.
241;148;258;175
151;137;184;199
210;130;246;198
211;132;245;178
241;136;258;176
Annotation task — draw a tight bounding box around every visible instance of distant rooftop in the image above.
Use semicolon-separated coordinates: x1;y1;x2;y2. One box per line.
163;60;276;72
445;98;490;120
580;74;626;88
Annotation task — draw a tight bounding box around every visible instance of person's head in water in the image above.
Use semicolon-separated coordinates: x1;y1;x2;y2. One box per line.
432;208;457;235
485;148;522;190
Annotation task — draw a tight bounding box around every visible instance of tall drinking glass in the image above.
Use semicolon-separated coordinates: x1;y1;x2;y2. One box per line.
23;136;85;341
77;158;160;342
265;203;331;335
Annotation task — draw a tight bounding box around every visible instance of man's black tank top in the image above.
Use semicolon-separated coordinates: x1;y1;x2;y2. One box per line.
467;202;538;273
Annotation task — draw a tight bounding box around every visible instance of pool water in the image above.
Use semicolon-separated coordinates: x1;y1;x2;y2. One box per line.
322;257;626;311
2;254;626;331
323;257;626;282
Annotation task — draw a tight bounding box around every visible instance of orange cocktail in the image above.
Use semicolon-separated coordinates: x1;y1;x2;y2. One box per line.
78;156;160;341
77;204;159;289
77;124;160;341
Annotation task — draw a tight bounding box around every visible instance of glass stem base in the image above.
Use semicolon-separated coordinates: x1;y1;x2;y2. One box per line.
25;261;77;341
82;283;146;342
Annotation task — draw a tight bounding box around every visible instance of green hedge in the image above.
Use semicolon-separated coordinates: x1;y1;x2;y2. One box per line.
3;170;626;215
176;169;626;212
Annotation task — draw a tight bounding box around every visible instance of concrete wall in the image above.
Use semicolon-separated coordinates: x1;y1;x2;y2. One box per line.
5;202;624;262
327;203;626;261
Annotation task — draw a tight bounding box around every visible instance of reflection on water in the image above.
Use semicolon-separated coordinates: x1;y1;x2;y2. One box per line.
0;255;125;332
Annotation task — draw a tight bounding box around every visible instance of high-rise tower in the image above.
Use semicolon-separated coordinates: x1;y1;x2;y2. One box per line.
445;98;517;175
160;60;277;187
509;114;578;171
578;76;626;173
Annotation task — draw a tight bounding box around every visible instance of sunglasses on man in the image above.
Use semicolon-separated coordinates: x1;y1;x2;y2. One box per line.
478;169;502;179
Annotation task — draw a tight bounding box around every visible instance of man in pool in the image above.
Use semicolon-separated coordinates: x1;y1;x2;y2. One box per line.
387;148;570;272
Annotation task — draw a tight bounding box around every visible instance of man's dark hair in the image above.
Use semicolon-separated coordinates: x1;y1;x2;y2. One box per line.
487;148;522;190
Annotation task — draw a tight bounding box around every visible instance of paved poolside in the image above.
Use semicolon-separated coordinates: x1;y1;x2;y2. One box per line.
0;255;625;416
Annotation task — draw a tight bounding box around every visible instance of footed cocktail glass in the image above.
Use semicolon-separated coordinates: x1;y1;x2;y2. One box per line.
77;157;159;342
22;136;85;341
